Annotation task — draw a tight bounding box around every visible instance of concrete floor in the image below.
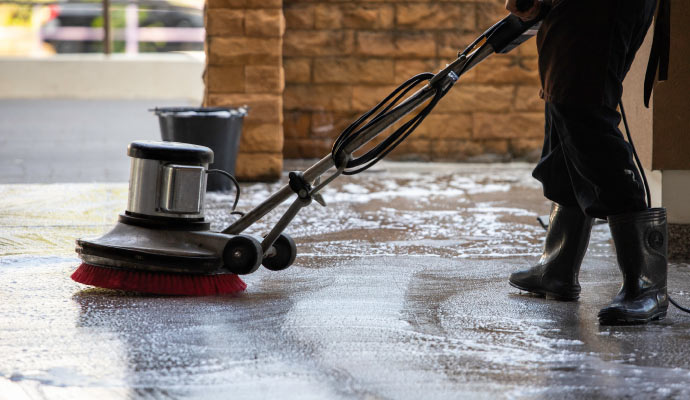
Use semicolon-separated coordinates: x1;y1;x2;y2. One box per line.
2;100;690;399
2;162;690;399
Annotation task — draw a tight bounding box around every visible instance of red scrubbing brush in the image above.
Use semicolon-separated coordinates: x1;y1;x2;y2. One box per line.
71;263;247;296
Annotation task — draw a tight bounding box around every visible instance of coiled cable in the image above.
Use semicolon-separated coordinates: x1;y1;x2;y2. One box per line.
331;72;453;175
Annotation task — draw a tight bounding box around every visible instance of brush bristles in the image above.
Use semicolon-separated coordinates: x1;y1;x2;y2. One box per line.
71;263;247;296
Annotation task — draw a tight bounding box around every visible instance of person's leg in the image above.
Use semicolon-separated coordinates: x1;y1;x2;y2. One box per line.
509;202;593;300
598;0;668;324
544;102;647;219
531;103;581;208
599;208;668;324
510;0;663;312
509;105;594;301
533;0;657;218
542;100;669;324
549;0;666;324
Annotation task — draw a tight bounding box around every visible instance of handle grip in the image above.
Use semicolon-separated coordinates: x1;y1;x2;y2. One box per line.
485;0;551;54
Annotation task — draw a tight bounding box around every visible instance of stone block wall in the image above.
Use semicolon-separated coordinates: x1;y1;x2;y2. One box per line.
204;0;285;180
282;0;544;162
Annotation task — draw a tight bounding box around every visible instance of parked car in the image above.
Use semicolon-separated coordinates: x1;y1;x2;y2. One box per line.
40;0;204;53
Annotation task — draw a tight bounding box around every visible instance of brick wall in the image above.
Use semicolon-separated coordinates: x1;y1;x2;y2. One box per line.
204;0;285;180
203;0;544;180
282;0;544;162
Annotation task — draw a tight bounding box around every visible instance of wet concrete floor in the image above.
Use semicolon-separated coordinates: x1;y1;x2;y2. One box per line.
2;162;690;399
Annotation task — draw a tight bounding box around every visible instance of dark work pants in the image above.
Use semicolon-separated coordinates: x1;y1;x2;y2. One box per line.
533;103;647;219
532;0;656;219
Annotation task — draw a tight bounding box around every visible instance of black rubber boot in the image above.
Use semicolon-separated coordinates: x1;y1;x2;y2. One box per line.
509;203;594;300
598;208;668;325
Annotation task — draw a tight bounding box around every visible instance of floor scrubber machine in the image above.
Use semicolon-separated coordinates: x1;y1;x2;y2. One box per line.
73;0;551;295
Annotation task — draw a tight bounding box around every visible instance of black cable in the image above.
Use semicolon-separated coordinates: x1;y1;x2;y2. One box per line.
332;72;454;175
332;73;432;172
619;101;690;315
619;102;652;208
206;169;241;211
331;35;495;176
670;297;690;313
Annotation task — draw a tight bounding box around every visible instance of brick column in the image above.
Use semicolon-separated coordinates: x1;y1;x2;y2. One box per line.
204;0;285;181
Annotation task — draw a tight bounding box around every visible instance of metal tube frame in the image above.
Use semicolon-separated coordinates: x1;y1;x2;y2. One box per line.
222;40;498;239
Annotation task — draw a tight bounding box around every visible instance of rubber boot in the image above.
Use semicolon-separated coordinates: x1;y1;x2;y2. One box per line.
509;203;594;300
598;208;668;325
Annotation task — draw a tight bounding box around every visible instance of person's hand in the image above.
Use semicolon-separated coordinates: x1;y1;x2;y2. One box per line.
505;0;541;21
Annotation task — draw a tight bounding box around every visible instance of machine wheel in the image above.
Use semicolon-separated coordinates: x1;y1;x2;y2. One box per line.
223;235;263;275
263;233;297;271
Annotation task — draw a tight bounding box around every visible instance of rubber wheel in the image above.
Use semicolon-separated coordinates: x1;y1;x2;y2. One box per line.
223;235;263;275
263;233;297;271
